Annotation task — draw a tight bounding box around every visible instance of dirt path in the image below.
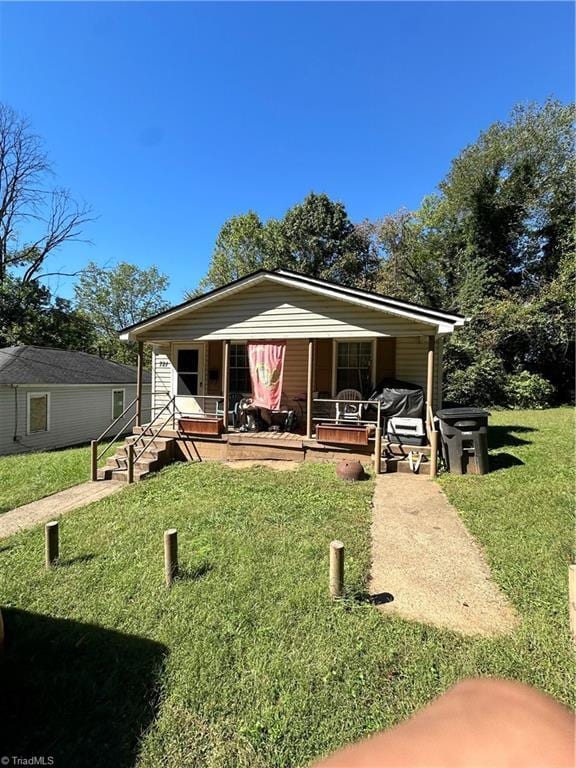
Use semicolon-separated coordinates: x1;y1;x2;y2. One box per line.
370;474;519;636
0;481;124;539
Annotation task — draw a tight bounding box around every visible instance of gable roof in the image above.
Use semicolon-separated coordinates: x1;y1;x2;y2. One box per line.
119;269;467;339
0;346;152;386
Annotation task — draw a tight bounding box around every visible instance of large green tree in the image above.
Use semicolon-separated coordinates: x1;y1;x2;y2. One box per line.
194;193;379;294
75;262;169;365
373;99;575;405
0;276;94;350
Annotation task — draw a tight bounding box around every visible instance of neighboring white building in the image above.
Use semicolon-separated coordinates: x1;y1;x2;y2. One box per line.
0;346;151;456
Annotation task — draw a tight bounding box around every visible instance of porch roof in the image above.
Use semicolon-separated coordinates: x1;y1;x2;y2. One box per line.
120;269;467;341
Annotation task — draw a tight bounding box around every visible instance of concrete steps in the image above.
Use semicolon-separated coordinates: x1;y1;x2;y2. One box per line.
97;432;176;483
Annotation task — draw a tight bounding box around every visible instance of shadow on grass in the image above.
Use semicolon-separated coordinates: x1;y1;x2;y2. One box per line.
56;553;97;567
176;561;214;582
489;452;525;472
489;424;536;450
0;608;167;768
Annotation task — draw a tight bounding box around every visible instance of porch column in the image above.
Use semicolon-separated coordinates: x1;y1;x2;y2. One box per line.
306;338;314;439
222;339;230;431
135;340;144;427
426;335;435;419
426;335;439;478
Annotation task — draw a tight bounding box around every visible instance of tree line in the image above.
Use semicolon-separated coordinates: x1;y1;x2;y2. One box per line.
0;100;573;406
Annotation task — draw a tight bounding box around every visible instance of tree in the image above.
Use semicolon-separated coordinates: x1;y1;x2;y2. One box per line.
74;262;169;365
372;99;575;405
193;192;379;295
0;104;92;284
196;211;274;294
0;276;94;350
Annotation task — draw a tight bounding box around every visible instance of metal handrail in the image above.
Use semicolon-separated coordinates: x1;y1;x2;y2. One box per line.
96;403;152;462
134;406;179;463
96;396;138;444
130;396;178;464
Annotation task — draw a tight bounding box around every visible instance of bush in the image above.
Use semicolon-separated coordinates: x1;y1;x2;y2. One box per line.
444;351;507;406
504;371;554;409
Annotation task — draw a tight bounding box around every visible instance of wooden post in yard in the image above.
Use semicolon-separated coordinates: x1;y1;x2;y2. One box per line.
136;340;144;427
164;529;178;587
569;565;576;644
90;440;98;481
329;540;344;599
45;521;59;568
306;338;314;439
430;430;439;478
222;340;230;431
127;442;134;485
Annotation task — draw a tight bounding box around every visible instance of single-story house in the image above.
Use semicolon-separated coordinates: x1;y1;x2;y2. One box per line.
113;269;466;477
0;346;151;456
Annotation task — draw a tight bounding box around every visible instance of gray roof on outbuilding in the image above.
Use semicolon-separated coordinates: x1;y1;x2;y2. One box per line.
0;346;151;386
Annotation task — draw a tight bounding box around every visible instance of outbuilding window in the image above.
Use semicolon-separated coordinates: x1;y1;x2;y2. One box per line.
27;392;50;434
112;389;125;420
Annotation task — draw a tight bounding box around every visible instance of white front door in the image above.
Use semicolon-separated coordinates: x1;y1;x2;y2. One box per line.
174;345;205;414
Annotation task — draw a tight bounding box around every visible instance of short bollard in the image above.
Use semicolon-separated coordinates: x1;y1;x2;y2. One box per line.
329;540;344;599
164;529;178;587
45;521;59;568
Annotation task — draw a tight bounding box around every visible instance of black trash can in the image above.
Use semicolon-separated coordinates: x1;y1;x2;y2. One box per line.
436;407;490;475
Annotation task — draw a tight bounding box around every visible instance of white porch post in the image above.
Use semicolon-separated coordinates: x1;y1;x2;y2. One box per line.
222;339;230;431
426;335;439;477
136;340;144;427
306;338;314;439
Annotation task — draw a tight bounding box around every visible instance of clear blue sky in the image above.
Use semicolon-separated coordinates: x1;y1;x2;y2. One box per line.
0;1;573;303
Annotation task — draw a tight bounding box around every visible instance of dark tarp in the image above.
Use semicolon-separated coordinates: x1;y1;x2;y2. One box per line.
367;378;424;421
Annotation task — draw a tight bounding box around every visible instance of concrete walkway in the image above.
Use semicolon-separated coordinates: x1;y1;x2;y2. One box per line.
370;474;519;637
0;481;124;539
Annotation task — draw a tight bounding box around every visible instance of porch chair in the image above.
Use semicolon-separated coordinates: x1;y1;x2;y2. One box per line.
215;392;244;428
335;388;364;424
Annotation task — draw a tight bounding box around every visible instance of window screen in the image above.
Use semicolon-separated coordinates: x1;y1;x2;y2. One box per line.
29;394;48;433
177;348;199;396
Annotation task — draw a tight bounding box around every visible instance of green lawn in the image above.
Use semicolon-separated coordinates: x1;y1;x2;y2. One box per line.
0;440;122;514
0;408;573;768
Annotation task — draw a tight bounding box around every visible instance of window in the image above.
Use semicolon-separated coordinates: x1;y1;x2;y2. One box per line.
335;341;373;394
229;343;251;394
27;393;50;434
176;348;199;396
112;389;125;420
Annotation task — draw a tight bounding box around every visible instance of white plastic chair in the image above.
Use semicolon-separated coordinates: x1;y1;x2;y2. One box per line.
335;389;364;424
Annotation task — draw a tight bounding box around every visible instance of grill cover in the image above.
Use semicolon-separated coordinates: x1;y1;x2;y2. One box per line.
368;378;425;420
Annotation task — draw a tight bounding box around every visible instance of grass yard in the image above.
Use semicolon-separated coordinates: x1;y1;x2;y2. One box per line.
0;408;573;767
0;440;122;514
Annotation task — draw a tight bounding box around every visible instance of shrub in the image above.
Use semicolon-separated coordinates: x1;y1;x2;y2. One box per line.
505;371;554;409
443;351;507;406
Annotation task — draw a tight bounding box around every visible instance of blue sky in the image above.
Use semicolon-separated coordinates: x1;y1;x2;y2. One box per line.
0;1;573;303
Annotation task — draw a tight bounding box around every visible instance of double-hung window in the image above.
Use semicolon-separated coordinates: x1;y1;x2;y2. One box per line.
335;341;373;394
229;343;251;394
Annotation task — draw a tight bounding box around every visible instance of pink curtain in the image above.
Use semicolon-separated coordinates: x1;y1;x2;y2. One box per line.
247;341;286;410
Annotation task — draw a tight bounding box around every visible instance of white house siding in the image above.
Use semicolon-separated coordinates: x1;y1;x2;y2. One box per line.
395;336;443;410
137;282;434;342
0;384;151;456
152;343;172;418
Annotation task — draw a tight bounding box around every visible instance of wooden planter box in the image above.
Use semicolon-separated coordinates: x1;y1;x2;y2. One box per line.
316;423;369;446
178;417;224;436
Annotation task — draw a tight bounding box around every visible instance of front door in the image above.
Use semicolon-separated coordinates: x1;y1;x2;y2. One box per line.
174;345;204;415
